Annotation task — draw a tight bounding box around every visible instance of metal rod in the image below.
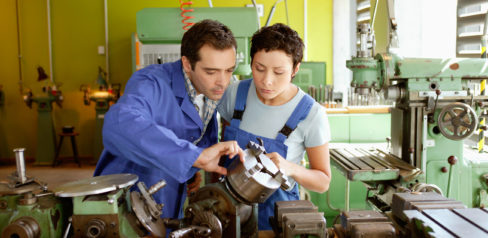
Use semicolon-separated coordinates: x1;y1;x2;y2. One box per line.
148;180;167;195
251;0;261;28
14;148;27;184
47;0;54;83
104;0;110;83
345;179;350;211
15;0;24;94
303;0;307;61
447;164;453;197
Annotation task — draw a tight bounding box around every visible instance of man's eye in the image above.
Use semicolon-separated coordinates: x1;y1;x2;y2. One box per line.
206;71;215;75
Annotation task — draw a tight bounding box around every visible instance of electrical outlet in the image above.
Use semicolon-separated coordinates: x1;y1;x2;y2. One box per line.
98;45;105;55
246;4;264;18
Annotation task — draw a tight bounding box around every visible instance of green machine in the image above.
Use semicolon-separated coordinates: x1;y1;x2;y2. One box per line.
53;175;168;237
132;7;259;76
330;9;488;216
81;67;120;162
23;86;63;165
0;148;170;237
0;148;70;238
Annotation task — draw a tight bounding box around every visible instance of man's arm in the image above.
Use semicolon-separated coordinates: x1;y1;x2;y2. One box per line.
102;74;242;183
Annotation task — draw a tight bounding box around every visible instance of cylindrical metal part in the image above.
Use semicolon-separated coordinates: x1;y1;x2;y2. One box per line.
2;216;40;238
355;87;370;96
148;180;166;195
358;23;370;58
384;85;400;101
225;150;282;204
86;219;106;238
13;148;27;184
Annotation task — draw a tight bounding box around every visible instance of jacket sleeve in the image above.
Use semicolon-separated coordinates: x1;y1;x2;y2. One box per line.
102;70;201;183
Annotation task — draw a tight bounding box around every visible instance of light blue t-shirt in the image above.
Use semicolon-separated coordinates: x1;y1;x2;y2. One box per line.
217;80;331;167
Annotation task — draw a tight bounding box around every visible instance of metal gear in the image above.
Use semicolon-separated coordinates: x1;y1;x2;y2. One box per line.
192;211;222;238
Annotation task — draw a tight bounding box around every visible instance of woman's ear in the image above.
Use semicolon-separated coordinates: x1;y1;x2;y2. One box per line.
291;62;301;79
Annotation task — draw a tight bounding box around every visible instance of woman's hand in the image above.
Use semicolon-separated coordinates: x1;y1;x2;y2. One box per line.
266;152;295;177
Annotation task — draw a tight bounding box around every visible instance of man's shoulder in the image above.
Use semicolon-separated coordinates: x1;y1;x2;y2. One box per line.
129;60;183;87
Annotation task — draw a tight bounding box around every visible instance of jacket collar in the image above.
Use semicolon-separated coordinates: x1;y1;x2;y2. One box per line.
171;60;203;129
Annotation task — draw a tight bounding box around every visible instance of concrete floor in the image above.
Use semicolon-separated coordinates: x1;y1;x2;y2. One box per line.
0;163;95;189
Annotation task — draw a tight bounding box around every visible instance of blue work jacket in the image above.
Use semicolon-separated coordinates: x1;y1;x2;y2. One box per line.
94;60;218;219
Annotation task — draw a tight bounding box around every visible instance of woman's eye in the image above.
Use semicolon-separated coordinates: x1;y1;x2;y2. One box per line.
275;71;284;75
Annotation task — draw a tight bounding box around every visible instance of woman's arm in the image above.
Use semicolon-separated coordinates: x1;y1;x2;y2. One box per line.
267;143;331;193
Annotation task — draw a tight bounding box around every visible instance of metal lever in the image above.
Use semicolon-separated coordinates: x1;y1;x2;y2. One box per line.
148;180;166;195
447;155;458;197
168;225;212;238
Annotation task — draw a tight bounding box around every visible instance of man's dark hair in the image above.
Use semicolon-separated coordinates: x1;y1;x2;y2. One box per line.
250;23;304;69
181;19;237;69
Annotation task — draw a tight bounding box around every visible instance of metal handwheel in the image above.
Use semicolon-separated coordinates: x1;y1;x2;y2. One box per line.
411;183;444;196
437;102;478;141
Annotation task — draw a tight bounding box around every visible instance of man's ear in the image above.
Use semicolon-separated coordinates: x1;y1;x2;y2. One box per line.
291;62;301;79
181;56;192;73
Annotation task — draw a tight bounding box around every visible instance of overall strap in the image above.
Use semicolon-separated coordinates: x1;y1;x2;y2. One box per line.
230;79;252;128
276;94;315;142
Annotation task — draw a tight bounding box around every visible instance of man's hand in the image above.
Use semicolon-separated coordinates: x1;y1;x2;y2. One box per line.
193;141;245;175
187;172;202;196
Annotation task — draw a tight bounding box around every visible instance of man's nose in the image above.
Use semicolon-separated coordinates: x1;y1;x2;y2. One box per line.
216;72;229;86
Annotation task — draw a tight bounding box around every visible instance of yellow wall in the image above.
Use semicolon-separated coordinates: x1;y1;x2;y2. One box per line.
0;0;332;160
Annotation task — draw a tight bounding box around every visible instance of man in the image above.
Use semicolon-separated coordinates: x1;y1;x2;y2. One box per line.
94;19;244;219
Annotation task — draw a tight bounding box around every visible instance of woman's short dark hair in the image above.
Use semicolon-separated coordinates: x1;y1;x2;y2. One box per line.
181;19;237;69
250;23;304;69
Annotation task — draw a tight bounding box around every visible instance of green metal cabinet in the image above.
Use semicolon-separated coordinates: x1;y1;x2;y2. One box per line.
328;113;391;143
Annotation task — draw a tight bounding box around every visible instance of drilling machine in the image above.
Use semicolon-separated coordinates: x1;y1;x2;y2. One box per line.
339;0;488;213
164;141;291;238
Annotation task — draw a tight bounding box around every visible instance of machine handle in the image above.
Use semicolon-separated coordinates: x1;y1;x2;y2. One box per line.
447;155;458;197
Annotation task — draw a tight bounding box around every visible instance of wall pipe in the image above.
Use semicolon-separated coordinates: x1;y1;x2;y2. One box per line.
104;0;110;83
15;0;24;93
47;0;54;84
303;0;307;61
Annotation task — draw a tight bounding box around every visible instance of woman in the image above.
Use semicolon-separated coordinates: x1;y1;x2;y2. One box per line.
217;23;331;230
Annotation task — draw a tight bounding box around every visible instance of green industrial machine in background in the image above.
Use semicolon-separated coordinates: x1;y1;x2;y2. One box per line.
318;2;488;228
81;67;120;162
132;7;259;76
23;86;63;165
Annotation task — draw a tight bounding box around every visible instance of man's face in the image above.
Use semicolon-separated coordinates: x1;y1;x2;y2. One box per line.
182;44;236;101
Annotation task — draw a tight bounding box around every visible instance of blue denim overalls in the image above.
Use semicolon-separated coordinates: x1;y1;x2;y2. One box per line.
223;79;314;230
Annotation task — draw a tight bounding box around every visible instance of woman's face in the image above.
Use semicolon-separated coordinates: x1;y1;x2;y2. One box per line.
252;49;299;104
